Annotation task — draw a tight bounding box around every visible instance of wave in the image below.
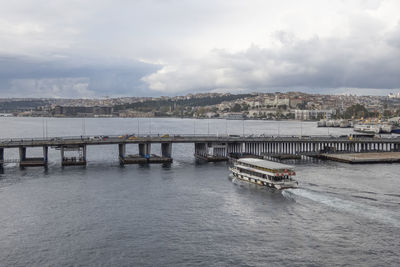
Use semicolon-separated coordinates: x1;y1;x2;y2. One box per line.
282;188;400;228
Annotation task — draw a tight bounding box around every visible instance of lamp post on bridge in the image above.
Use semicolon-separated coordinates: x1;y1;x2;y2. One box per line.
300;120;303;138
278;121;280;137
242;119;245;137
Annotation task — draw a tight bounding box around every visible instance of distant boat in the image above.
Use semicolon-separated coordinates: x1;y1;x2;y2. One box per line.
229;158;298;190
391;127;400;134
339;120;351;128
333;120;340;127
353;124;381;134
317;120;326;127
326;120;334;127
380;124;393;134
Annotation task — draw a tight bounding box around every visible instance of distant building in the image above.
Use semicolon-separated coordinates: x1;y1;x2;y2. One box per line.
223;112;247;120
388;92;400;99
295;109;335;120
52;105;113;117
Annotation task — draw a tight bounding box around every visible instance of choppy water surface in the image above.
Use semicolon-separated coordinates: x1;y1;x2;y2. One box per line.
0;117;399;266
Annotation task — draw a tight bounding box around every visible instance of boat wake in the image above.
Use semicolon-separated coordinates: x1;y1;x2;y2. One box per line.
282;188;400;228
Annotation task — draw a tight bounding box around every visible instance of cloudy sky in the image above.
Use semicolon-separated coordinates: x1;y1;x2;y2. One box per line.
1;0;399;98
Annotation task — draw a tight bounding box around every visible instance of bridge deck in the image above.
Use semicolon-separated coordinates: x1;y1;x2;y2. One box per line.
1;134;400;148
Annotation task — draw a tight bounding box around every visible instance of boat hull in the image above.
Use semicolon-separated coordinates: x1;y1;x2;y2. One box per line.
391;128;400;134
229;171;298;190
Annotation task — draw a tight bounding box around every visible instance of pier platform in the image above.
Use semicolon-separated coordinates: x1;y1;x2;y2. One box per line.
20;157;47;167
121;154;173;164
267;154;301;160
320;152;400;164
62;158;87;166
195;154;229;162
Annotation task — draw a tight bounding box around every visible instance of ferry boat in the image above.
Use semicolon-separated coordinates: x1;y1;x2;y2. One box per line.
353;124;381;134
229;158;298;190
391;127;400;134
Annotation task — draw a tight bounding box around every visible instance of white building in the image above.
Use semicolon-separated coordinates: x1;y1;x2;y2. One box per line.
388;92;400;99
295;109;335;120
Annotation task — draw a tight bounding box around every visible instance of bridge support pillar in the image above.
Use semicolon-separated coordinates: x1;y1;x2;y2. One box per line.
61;145;87;167
0;148;3;170
19;147;26;162
139;143;145;156
194;142;227;162
139;143;151;157
118;144;126;166
161;143;172;158
19;146;47;168
83;145;87;162
43;146;48;166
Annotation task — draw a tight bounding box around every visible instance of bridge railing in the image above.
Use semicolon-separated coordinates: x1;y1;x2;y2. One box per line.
0;133;399;145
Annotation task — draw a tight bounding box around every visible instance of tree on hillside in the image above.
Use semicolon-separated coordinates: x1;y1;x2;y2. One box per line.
343;104;370;119
231;103;242;112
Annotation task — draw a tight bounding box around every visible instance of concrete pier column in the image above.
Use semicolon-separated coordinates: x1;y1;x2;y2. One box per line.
82;145;87;161
139;143;145;157
119;144;126;159
43;146;48;165
161;143;172;158
19;147;26;162
119;144;126;166
0;148;4;170
60;146;65;162
145;143;151;155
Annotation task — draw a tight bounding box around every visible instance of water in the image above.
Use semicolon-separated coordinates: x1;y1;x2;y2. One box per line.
0;117;399;266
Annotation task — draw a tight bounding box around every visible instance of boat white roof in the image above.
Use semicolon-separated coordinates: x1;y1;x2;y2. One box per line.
237;158;294;170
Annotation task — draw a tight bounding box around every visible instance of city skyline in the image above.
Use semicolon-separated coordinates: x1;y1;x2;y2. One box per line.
1;0;400;98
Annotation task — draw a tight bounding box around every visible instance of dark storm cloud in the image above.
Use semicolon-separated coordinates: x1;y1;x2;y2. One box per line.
0;55;160;97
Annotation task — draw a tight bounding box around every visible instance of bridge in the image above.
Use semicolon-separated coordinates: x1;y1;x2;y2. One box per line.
1;134;400;168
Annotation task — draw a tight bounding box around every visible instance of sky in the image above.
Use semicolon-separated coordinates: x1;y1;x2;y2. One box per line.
0;0;399;98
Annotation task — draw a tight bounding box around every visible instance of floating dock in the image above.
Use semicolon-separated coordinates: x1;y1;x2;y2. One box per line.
267;154;301;160
194;154;228;162
320;152;400;164
121;154;173;164
20;157;47;167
